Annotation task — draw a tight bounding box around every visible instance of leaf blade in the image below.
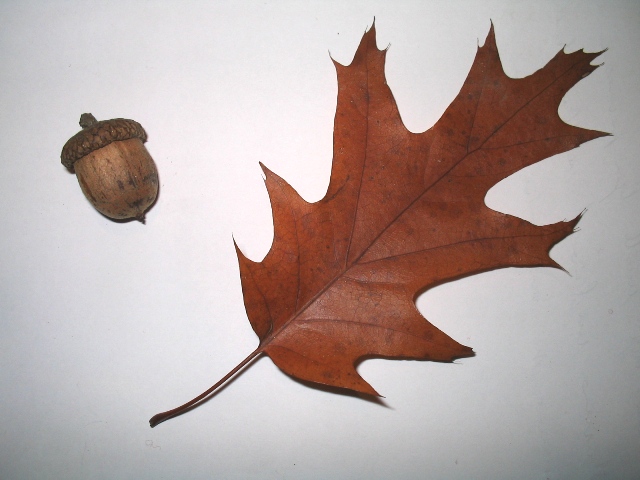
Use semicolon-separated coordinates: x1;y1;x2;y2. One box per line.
238;24;606;395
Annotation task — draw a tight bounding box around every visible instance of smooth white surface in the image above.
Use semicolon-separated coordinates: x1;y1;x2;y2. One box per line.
1;1;638;478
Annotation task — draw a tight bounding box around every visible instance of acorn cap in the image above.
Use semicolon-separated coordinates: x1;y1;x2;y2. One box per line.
61;113;148;170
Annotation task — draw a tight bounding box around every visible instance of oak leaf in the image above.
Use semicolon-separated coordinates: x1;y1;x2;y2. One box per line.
150;22;607;427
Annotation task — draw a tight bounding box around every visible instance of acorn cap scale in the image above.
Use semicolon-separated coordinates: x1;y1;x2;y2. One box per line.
61;113;159;222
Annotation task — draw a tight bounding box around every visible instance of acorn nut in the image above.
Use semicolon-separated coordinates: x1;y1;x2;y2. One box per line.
61;113;159;222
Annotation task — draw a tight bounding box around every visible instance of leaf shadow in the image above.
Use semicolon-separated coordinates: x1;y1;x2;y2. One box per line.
282;352;475;409
286;374;391;408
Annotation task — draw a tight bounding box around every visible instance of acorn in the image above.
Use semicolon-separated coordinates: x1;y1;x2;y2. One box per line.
61;113;159;222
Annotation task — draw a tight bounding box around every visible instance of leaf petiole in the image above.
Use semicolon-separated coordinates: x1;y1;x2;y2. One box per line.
149;347;263;427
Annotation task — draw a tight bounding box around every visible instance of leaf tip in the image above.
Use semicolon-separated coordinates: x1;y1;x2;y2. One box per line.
479;19;497;50
554;261;574;277
455;345;475;360
258;162;279;184
569;209;586;229
364;18;377;45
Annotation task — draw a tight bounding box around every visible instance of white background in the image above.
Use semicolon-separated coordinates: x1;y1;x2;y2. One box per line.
1;1;638;479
